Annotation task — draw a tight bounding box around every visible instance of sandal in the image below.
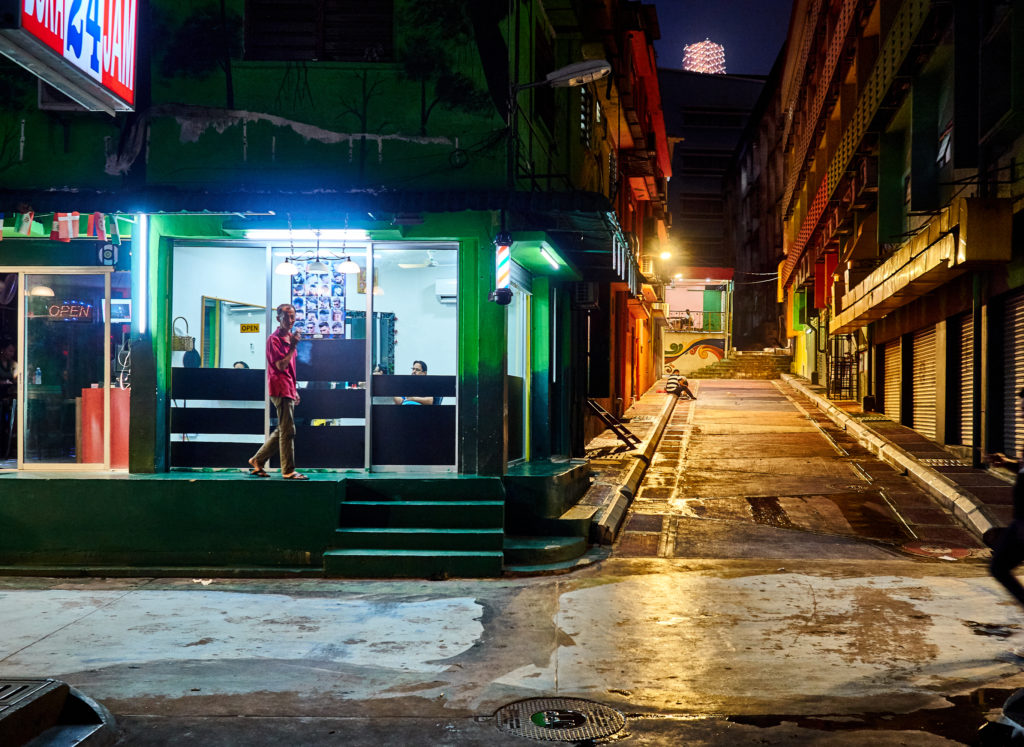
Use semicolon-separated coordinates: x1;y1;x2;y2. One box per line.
247;458;269;477
282;472;309;480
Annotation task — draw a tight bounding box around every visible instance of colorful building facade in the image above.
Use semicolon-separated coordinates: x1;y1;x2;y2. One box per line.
0;0;669;573
776;0;1024;458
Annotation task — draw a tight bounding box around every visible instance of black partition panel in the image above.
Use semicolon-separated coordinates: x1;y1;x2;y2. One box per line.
171;368;264;400
294;389;365;419
296;425;365;467
170;368;265;468
371;405;456;465
371;375;456;399
296;339;365;382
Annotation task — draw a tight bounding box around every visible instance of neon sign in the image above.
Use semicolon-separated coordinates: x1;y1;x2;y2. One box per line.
48;302;93;320
29;298;96;322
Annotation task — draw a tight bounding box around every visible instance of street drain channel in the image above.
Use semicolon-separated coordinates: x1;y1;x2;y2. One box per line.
495;697;625;741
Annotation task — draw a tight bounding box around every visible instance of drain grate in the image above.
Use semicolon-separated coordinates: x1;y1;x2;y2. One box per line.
919;458;965;467
0;679;62;714
495;697;625;742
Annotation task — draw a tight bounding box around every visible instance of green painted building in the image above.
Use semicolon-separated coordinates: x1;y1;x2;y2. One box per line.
0;0;667;575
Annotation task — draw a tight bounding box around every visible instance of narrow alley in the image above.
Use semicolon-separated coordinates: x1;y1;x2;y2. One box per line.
617;379;984;562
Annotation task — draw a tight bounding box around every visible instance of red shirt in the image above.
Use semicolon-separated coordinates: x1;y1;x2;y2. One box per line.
266;328;297;399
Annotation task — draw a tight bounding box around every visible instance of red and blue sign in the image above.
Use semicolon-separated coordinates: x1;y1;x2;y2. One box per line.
0;0;137;111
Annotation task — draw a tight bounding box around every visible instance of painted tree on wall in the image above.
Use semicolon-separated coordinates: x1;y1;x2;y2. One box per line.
399;0;491;136
156;1;242;108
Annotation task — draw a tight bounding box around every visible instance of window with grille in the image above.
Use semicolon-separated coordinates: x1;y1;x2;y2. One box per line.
244;0;394;62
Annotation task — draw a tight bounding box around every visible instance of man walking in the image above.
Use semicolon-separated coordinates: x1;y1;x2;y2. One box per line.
248;303;307;480
987;388;1024;627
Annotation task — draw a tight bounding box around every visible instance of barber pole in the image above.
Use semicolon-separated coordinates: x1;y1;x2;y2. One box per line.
495;232;511;290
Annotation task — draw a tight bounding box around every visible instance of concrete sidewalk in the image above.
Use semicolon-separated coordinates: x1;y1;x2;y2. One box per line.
780;373;1013;540
579;380;682;543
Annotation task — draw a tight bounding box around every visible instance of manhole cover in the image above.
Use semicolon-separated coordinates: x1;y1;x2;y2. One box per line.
495;697;625;741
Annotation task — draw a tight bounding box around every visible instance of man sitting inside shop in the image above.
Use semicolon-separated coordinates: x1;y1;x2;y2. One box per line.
393;360;438;405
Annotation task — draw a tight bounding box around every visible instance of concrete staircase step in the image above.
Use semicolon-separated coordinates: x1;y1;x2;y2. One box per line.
333;527;504;551
339;500;504;529
323;549;503;578
503;535;586;566
344;477;504;502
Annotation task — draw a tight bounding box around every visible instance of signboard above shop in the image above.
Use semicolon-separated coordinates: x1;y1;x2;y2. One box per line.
0;0;137;114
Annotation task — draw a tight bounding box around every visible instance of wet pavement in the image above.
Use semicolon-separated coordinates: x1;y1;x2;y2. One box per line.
5;379;1024;745
615;379;985;563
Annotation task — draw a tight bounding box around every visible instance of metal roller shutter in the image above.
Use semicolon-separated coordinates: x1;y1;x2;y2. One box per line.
884;339;901;421
1005;292;1024;458
960;313;973;446
912;326;937;440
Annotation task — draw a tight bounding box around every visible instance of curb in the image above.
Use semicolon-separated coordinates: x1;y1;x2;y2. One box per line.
780;373;997;538
591;392;678;544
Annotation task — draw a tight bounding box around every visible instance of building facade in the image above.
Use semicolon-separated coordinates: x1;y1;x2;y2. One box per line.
724;53;787;350
0;0;669;574
776;0;1024;458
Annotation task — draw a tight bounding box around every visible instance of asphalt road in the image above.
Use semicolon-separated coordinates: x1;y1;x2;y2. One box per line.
3;380;1024;745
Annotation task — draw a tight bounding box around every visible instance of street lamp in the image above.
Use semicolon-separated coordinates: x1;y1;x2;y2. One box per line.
506;59;611;191
493;59;612;304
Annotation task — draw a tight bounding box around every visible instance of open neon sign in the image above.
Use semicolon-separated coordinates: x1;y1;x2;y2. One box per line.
40;300;95;322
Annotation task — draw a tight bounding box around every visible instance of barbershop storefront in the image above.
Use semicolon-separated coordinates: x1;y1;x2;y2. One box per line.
168;237;460;472
0;198;598;483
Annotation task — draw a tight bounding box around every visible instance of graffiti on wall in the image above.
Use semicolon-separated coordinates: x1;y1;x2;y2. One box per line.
663;332;725;375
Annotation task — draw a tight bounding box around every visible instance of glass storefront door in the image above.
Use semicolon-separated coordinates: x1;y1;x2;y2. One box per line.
368;243;458;471
20;270;114;469
168;240;458;472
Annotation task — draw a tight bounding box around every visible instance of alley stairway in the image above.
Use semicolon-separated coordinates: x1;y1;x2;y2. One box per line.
686;350;792;380
323;478;505;578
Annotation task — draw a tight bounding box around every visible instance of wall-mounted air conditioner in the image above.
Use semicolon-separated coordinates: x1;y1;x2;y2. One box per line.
573;281;599;309
435;278;458;304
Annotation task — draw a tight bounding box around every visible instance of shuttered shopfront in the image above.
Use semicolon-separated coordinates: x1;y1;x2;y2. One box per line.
883;339;901;422
1005;291;1024;457
911;326;937;440
959;313;973;446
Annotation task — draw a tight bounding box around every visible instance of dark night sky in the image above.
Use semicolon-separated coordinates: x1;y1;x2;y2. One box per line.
651;0;795;76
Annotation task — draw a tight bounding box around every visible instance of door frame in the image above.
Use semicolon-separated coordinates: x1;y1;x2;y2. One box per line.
11;266;114;470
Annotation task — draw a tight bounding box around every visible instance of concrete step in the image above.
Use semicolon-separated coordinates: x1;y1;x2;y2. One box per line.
323;549;503;578
333;527;504;551
503;535;587;566
344;477;504;502
339;500;504;529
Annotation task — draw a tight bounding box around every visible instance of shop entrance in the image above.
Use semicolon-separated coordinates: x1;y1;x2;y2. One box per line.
1;268;131;470
170;240;457;472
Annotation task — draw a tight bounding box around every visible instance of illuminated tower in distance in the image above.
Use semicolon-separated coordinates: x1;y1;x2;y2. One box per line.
682;39;726;74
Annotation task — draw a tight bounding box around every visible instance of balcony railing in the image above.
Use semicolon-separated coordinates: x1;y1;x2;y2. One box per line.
667;310;725;333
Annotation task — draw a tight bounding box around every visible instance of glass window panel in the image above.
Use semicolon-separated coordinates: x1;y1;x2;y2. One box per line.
23;273;106;465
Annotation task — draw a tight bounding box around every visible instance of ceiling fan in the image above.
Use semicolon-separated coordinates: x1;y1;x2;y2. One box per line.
398;250;438;269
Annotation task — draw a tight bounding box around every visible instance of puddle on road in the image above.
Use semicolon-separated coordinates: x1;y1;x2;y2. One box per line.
727;687;1019;744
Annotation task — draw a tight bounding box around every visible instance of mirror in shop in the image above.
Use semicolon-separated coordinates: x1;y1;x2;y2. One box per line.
201;296;265;369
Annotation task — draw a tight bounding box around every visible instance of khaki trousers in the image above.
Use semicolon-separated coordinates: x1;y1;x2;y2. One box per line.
252;396;296;475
